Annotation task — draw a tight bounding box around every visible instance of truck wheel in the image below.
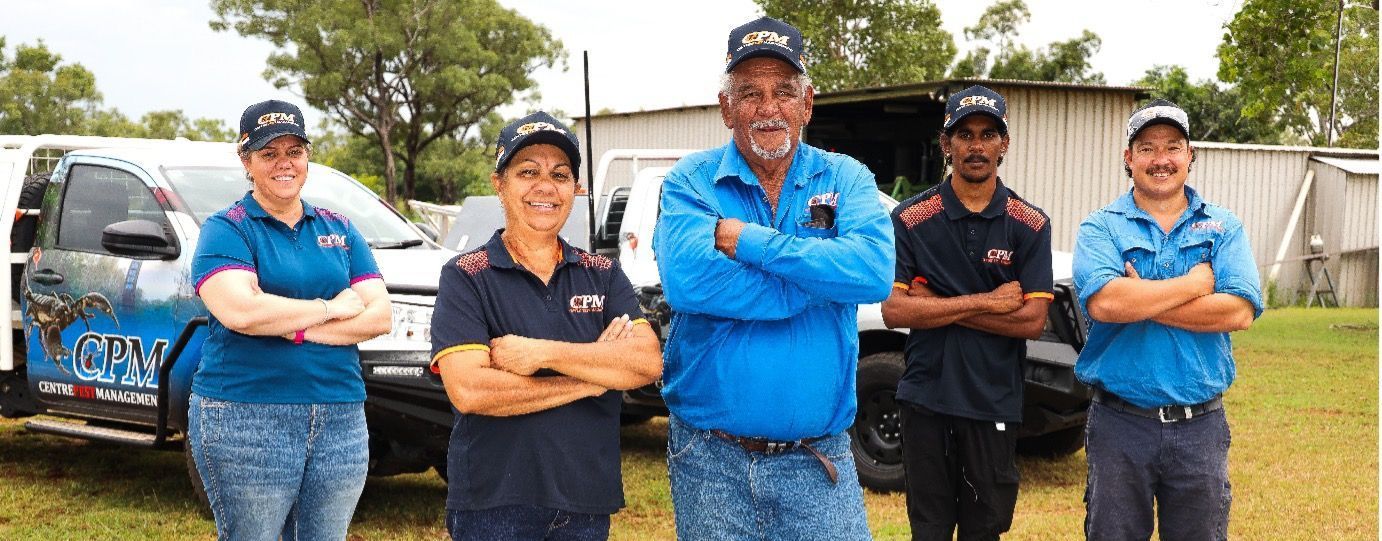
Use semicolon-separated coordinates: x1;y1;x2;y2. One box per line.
849;351;907;493
11;172;50;301
183;442;213;517
1016;423;1086;458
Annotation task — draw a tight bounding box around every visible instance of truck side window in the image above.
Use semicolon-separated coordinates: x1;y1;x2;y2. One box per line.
58;165;170;254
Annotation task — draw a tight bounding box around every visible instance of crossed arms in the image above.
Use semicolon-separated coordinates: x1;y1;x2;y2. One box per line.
436;316;662;417
881;280;1049;340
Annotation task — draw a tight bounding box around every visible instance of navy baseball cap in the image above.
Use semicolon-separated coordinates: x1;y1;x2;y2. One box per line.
725;16;806;73
1127;99;1190;145
238;100;310;151
494;111;582;179
943;85;1008;134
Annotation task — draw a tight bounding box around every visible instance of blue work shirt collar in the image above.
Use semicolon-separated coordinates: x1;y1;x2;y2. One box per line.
238;191;321;223
481;228;581;271
1108;185;1208;226
939;178;1010;220
712;142;827;189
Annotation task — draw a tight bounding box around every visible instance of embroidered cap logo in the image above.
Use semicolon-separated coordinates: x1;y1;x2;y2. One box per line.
257;112;297;127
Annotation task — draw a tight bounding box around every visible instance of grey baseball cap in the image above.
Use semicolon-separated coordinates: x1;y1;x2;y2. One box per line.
1126;99;1190;145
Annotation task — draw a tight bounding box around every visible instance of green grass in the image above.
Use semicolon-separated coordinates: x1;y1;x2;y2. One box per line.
0;307;1374;539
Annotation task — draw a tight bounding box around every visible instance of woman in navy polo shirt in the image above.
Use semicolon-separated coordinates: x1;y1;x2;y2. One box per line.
430;112;662;541
188;100;392;541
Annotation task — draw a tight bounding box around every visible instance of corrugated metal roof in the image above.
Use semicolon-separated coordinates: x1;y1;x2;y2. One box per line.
1195;140;1381;158
577;78;1151;119
1313;156;1382;175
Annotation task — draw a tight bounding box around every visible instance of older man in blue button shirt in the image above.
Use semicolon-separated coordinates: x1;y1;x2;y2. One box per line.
653;15;893;540
1073;99;1263;541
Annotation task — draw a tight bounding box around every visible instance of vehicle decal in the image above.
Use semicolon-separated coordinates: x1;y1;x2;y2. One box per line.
21;280;119;374
35;379;158;406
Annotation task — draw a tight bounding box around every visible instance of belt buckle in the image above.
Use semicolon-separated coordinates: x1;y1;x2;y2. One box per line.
765;441;790;454
1158;406;1194;423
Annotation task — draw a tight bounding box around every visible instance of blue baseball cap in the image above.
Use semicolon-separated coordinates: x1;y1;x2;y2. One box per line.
942;85;1009;135
238;100;310;151
725;16;806;73
1127;99;1190;145
494;111;582;179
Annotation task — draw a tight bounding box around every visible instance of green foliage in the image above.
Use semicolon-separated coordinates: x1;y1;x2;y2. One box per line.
0;37;233;139
210;0;565;203
951;0;1105;83
1134;65;1288;145
756;0;956;92
1218;0;1378;148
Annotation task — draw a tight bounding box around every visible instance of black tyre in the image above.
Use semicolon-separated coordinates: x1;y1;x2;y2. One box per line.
183;442;213;517
11;172;50;301
1016;423;1086;458
849;351;907;493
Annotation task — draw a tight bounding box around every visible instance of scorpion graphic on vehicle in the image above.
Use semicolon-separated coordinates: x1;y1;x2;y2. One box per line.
21;279;120;374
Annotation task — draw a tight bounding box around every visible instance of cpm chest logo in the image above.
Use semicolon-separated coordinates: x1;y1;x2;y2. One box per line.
569;294;604;314
318;234;348;249
982;248;1013;266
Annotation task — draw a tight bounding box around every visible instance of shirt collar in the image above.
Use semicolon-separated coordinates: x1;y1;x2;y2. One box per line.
482;228;581;271
1110;185;1208;222
239;191;317;221
712;141;827;188
938;178;1010;220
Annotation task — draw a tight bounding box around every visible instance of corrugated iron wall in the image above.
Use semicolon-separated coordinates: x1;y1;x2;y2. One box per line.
1306;165;1379;306
574;106;727;191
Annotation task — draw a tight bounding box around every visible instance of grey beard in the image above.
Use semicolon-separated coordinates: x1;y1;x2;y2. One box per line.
748;120;792;160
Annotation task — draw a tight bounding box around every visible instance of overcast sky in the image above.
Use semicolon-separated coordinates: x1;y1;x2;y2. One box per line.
3;0;1243;133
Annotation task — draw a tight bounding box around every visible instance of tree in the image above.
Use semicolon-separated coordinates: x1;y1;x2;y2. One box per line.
950;0;1105;84
137;110;237;141
1134;66;1287;144
756;0;956;92
1218;0;1378;148
0;38;102;135
211;0;565;203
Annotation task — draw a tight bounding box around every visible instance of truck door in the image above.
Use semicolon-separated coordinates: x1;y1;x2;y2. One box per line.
21;159;185;423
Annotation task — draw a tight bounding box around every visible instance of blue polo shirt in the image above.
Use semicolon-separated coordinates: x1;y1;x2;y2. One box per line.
191;192;381;404
1073;187;1264;409
429;229;644;515
653;142;894;441
891;179;1053;423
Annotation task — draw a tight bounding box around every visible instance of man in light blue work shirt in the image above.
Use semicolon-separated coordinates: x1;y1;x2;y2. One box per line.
652;15;893;540
1073;99;1263;541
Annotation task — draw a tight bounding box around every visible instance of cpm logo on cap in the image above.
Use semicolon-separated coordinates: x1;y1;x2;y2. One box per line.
958;96;998;110
740;30;791;49
257;112;298;127
512;121;566;141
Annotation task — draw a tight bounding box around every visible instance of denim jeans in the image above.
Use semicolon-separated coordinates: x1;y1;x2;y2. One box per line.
1084;401;1232;541
667;415;871;540
446;505;610;541
188;393;369;541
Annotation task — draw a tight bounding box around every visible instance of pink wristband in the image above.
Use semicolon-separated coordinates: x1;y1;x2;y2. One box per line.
294;329;305;345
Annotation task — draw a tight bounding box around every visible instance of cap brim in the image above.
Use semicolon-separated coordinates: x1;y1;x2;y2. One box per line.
726;48;804;73
945;110;1008;134
1128;118;1189;144
497;131;583;179
242;128;311;151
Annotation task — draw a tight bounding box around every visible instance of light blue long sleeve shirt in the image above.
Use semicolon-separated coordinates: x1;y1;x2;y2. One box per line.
653;142;894;440
1073;187;1264;409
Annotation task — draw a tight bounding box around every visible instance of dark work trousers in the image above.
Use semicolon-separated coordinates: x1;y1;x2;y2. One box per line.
1083;401;1232;541
901;403;1020;541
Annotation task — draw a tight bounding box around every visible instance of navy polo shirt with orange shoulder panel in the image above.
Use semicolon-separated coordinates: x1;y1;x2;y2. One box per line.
891;179;1053;423
429;229;646;515
191;192;381;404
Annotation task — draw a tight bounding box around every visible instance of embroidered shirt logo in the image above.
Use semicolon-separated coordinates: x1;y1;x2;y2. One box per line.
318;234;348;249
807;192;839;208
569;294;604;313
1190;220;1224;233
983;248;1013;266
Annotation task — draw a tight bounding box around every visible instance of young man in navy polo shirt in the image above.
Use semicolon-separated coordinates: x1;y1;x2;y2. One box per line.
881;85;1053;541
1074;99;1261;540
430;112;662;541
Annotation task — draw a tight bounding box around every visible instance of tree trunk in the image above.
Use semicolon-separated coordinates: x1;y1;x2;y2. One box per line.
378;127;398;203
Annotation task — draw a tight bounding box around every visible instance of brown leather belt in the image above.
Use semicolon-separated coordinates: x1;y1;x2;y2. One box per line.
710;430;839;484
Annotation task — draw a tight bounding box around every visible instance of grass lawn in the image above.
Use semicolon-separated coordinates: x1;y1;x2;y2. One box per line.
0;307;1374;539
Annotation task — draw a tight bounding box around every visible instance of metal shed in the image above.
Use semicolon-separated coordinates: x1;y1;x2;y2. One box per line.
574;80;1380;306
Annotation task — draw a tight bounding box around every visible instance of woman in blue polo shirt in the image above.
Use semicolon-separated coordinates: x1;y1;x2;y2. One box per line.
430;112;662;541
188;100;392;541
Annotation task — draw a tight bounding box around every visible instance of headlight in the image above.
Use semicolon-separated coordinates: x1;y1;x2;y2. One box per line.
390;304;434;342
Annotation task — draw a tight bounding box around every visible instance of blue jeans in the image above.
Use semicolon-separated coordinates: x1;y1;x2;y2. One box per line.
447;506;610;541
1084;401;1232;541
188;393;369;541
667;415;871;540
